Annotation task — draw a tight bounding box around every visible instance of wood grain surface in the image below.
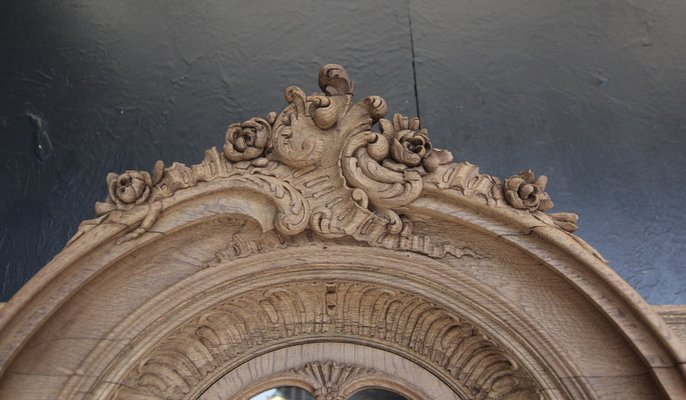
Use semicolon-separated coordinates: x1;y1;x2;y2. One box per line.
0;64;684;400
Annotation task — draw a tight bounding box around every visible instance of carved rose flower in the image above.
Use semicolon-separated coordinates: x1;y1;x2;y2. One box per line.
223;118;271;162
314;386;343;400
390;128;431;167
379;113;446;172
95;170;153;216
503;170;553;212
109;171;152;208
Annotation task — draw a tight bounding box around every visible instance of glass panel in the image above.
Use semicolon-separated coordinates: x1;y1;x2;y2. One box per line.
348;388;408;400
250;386;315;400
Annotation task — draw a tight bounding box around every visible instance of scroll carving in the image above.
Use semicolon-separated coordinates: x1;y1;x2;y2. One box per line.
74;64;579;253
111;281;540;400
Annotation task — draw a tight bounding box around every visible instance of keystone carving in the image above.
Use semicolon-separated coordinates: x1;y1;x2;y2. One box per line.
74;64;579;253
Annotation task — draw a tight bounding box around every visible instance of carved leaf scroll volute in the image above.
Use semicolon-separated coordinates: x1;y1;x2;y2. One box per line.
75;63;579;254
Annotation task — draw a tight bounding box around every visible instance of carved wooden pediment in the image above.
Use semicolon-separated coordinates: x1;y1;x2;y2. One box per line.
0;64;684;400
71;64;580;256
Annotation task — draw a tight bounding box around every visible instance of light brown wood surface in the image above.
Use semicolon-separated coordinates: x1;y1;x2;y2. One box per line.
0;64;684;399
655;306;686;347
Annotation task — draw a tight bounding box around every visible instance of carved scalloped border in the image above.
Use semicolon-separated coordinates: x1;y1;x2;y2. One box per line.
111;281;540;400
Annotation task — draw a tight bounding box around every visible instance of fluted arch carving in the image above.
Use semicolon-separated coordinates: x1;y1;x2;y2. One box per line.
114;281;539;400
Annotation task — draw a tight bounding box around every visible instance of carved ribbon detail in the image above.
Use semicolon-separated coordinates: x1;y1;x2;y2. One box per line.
77;64;578;251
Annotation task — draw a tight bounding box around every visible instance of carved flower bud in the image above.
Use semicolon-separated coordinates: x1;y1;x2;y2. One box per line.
503;170;553;212
223;118;271;162
422;151;441;172
550;212;579;232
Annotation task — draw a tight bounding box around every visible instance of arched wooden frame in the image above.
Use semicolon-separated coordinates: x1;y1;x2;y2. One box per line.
0;64;684;400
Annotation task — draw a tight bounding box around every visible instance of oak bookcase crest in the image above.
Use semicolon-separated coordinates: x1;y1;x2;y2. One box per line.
0;64;683;399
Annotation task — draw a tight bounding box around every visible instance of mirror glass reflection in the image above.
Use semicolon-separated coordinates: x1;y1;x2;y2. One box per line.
249;387;314;400
348;388;408;400
249;386;408;400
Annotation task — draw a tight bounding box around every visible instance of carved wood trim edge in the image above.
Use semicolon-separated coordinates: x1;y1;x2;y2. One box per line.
69;64;580;259
655;305;686;346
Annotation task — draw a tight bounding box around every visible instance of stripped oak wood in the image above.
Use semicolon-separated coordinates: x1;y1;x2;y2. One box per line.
0;64;684;400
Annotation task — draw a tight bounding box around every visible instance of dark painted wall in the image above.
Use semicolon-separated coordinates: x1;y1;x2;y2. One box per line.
1;1;684;303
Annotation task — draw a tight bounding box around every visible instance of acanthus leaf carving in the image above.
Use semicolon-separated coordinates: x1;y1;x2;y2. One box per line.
75;64;579;253
319;63;354;95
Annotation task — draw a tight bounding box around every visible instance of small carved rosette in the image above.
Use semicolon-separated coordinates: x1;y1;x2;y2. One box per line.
223;115;275;166
503;169;553;212
379;114;446;172
95;170;153;215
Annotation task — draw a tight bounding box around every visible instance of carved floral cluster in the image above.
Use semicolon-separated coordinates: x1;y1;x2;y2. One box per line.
503;170;553;212
90;63;574;247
